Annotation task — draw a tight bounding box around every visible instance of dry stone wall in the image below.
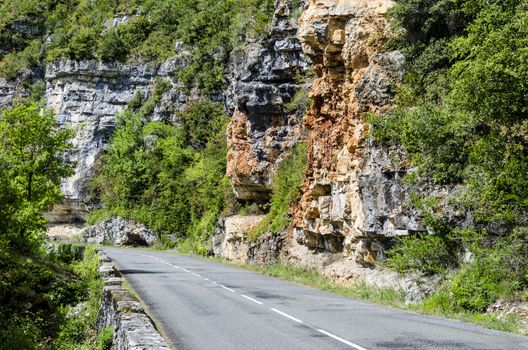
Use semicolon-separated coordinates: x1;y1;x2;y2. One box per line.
97;253;171;350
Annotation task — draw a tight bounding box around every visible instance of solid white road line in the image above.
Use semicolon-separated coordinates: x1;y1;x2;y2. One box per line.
203;278;210;281
220;285;236;293
192;273;202;278
270;308;303;323
181;268;190;272
241;294;263;305
316;329;368;350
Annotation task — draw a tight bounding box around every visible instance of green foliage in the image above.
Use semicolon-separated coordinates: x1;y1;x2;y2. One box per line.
96;326;114;350
90;98;232;254
249;143;307;239
376;0;528;224
0;40;42;80
0;102;90;348
0;245;97;350
0;102;72;251
284;88;312;116
54;246;105;350
385;233;457;275
376;0;528;312
450;230;528;312
0;0;276;93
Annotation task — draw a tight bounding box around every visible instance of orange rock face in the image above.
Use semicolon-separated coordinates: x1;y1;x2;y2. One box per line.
293;0;406;263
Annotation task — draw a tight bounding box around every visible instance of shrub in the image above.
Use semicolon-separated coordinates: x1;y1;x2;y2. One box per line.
385;233;457;275
90;97;231;253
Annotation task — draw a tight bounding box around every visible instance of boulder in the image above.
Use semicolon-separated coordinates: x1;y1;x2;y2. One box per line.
82;217;158;246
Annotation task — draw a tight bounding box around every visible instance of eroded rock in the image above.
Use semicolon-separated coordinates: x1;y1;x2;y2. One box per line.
225;0;310;200
82;217;158;246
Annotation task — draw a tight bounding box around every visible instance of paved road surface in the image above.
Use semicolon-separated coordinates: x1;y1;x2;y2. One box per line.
103;248;528;350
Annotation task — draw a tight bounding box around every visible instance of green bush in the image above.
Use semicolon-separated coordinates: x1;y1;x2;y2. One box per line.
375;0;528;304
90;97;231;254
96;326;114;350
449;230;528;312
385;233;457;275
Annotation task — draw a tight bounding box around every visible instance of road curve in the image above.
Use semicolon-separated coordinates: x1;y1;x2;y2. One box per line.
102;248;528;350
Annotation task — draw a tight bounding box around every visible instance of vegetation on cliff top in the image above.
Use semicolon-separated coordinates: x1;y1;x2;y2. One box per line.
371;0;528;313
0;0;276;92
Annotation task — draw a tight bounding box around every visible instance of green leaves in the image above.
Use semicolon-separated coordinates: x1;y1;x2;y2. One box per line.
376;0;528;225
0;102;72;250
90;99;231;252
249;143;307;239
379;0;528;313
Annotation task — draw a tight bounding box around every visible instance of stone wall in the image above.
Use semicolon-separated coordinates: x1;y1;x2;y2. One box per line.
212;215;283;265
97;253;171;350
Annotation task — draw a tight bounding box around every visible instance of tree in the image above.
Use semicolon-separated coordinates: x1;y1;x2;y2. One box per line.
0;102;72;251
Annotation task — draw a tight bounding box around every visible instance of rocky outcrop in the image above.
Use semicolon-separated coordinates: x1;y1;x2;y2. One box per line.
212;215;282;264
288;0;411;265
45;59;187;222
225;0;310;200
83;218;159;246
97;254;171;350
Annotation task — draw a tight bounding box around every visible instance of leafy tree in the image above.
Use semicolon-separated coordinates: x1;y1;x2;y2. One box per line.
0;102;72;251
377;0;528;311
90;99;232;251
0;103;84;350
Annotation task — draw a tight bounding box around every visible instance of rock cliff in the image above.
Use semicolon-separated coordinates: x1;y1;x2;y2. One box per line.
226;0;310;201
222;0;431;276
44;59;186;223
291;0;408;265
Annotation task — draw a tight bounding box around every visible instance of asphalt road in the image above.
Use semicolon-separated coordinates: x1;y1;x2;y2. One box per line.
103;248;528;350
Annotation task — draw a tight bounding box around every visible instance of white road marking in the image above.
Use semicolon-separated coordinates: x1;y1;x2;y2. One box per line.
124;251;368;350
270;308;303;323
220;285;236;293
316;329;368;350
241;295;263;305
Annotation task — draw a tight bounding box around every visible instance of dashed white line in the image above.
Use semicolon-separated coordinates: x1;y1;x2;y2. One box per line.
241;295;263;305
316;329;368;350
128;252;368;350
270;308;303;323
219;285;236;293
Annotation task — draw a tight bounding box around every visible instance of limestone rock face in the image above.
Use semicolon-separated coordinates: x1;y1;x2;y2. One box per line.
45;59;187;222
225;0;310;200
292;0;410;264
212;215;283;264
82;217;158;246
